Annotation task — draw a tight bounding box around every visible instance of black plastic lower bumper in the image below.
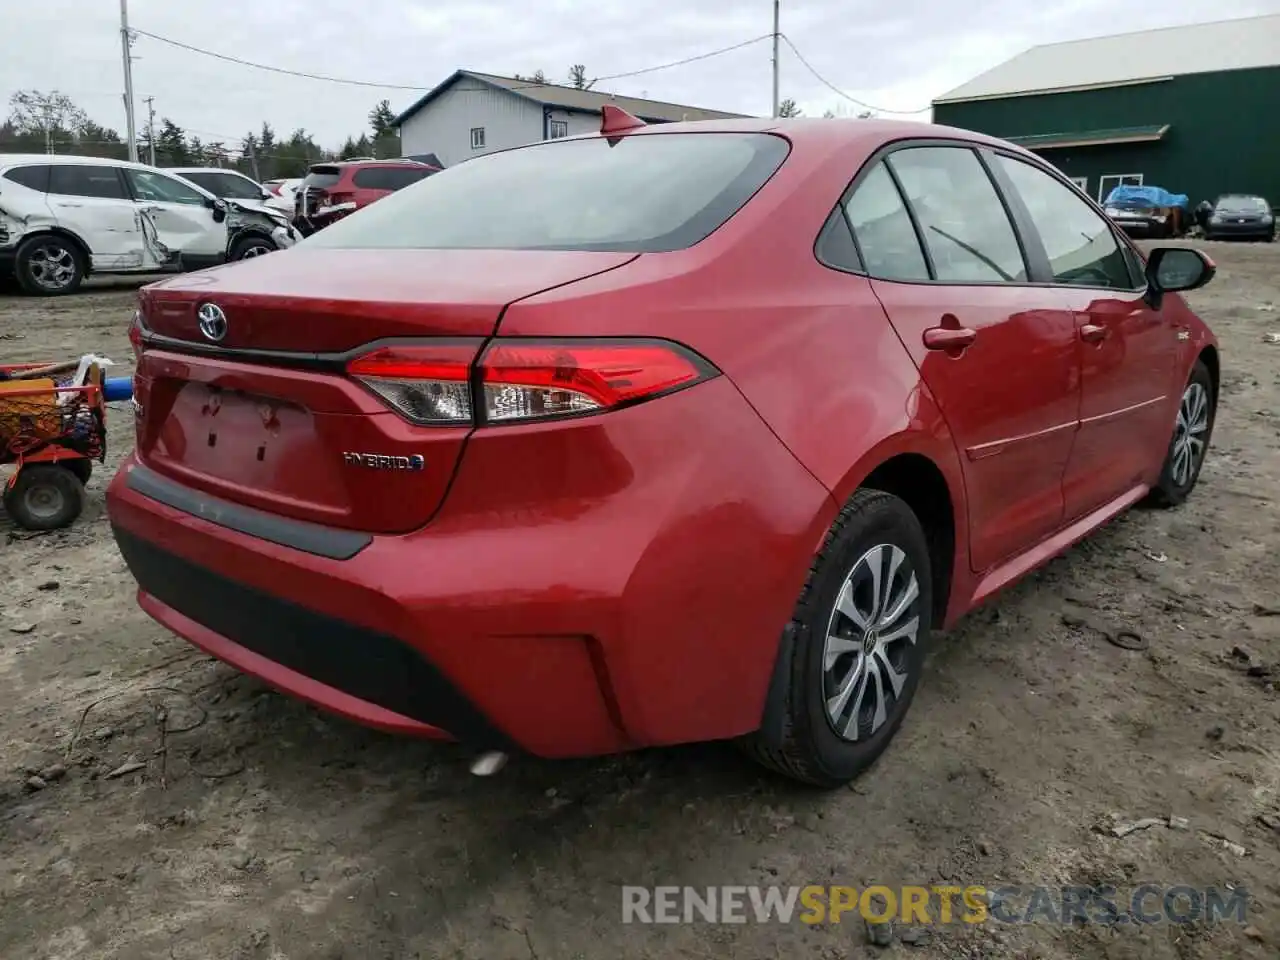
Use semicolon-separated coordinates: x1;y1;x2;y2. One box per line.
111;526;513;749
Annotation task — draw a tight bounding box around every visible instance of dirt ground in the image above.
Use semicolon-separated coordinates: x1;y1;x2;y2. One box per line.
1;247;1278;960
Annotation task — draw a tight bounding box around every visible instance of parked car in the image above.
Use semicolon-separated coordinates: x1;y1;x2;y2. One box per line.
168;167;294;216
1203;194;1275;241
0;154;298;295
1102;184;1189;238
109;115;1219;787
293;158;438;235
261;177;302;214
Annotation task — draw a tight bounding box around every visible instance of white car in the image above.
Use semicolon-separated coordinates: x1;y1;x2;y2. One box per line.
0;154;299;296
169;167;296;215
261;177;302;213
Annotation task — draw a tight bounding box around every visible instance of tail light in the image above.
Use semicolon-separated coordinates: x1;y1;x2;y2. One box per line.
345;342;478;425
344;338;716;426
128;309;144;362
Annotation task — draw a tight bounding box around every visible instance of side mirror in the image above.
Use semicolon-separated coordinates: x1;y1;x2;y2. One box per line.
210;198;227;224
1144;247;1215;308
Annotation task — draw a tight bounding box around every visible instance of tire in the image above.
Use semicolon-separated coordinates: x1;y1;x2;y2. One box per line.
3;464;85;530
14;234;86;296
1147;359;1215;508
61;459;93;485
741;489;933;787
230;234;277;261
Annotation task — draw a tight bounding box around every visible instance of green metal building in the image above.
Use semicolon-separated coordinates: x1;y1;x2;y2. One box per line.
931;14;1280;208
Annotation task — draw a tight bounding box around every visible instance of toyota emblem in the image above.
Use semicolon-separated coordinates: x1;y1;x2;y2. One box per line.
197;302;228;342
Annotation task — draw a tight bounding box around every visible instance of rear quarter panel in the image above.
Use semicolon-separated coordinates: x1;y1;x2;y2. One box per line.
500;127;971;616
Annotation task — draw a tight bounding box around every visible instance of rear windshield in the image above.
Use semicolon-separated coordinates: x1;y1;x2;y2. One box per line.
303;133;790;253
1215;195;1269;213
302;166;342;190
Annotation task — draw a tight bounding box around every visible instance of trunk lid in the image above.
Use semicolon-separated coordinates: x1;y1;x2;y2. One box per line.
133;248;638;534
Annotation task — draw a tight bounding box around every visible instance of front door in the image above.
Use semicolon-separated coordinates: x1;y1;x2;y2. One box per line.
46;164;141;270
991;153;1178;519
846;146;1081;573
122;168;226;266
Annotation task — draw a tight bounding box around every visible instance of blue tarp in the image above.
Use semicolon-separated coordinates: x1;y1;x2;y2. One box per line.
1105;185;1189;209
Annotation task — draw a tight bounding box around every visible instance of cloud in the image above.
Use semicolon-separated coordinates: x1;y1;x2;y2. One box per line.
2;0;1272;152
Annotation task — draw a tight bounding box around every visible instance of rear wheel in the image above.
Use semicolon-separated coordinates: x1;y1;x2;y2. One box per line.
1147;360;1215;507
14;235;85;296
741;489;932;787
3;464;85;530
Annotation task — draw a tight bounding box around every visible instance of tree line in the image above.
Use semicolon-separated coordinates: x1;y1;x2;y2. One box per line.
0;90;406;180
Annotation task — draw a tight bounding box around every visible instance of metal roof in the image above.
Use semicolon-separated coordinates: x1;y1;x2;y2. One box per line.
393;70;750;128
1004;124;1171;150
934;13;1280;104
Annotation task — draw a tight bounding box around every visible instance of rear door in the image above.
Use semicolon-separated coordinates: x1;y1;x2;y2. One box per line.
46;164;141;269
122;168;226;263
991;153;1178;520
850;144;1081;573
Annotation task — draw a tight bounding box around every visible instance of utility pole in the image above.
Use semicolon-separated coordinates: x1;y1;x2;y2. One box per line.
120;0;138;162
246;141;260;181
43;105;54;155
771;0;781;118
144;96;157;166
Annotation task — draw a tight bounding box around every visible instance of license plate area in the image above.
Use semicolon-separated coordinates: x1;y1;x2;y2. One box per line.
149;382;350;517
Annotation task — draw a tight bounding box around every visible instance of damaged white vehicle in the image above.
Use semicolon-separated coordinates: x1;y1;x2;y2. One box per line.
0;154;299;296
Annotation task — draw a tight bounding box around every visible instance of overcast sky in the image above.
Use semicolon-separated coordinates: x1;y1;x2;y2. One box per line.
4;0;1276;156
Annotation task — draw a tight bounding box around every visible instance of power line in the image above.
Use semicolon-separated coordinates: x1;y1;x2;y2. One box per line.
779;34;932;116
130;27;772;94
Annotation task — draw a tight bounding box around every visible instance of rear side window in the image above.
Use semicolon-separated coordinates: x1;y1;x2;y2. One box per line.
994;154;1135;289
304;133;790;253
843;162;929;282
3;165;51;192
351;167;434;191
49;164;127;200
887;146;1027;283
302;167;343;190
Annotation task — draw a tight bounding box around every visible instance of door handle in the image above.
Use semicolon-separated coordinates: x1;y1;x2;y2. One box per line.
1079;323;1109;344
54;202;83;208
923;326;977;351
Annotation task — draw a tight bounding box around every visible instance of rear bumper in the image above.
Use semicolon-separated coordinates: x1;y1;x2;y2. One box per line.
107;377;833;758
1205;222;1274;239
1113;218;1163;236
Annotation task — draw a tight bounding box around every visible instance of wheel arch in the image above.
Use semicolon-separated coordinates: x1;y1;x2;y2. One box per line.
1197;343;1220;402
18;227;93;276
860;452;957;630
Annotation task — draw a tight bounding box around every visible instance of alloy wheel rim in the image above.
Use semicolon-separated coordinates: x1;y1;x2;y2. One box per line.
241;242;273;258
23;484;65;521
822;543;923;742
1171;382;1210;488
29;244;76;290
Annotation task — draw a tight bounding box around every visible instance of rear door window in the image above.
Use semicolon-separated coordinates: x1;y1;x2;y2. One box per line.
3;165;51;192
304;133;790;252
886;146;1028;283
842;162;929;282
49;164;128;200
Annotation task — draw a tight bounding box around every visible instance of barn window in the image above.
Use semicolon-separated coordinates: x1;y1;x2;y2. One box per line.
1098;173;1143;203
470;127;486;150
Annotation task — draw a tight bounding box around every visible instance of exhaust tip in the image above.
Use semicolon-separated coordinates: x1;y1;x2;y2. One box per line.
469;751;508;777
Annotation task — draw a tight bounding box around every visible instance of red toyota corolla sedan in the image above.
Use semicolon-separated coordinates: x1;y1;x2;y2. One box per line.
107;112;1219;787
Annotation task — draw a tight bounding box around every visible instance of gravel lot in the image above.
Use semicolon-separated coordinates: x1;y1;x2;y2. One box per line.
1;246;1278;960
